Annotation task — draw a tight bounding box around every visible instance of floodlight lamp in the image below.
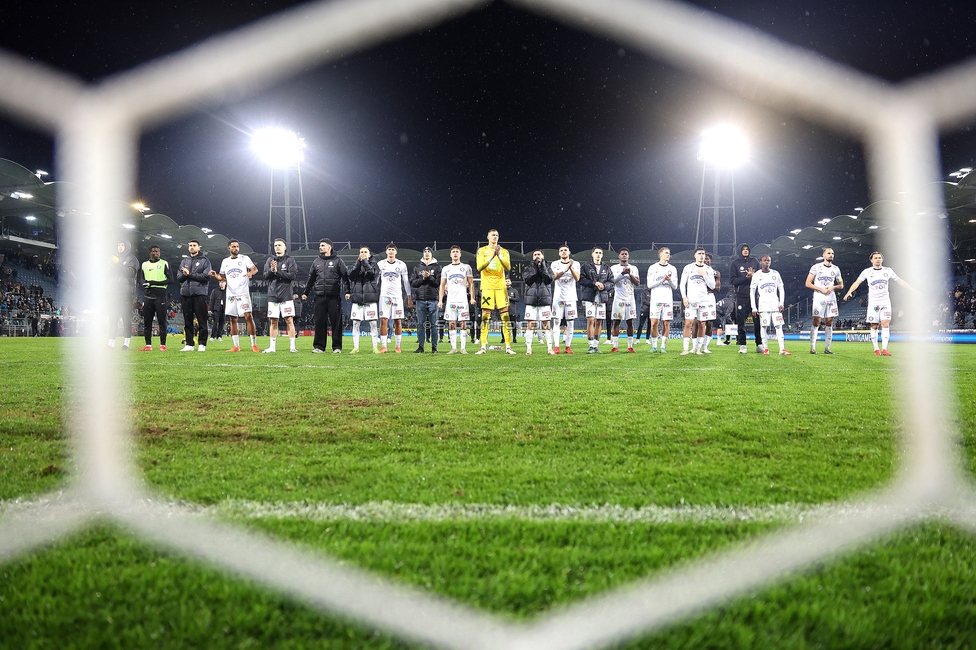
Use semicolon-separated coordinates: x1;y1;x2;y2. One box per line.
832;236;842;240
697;125;748;168
201;227;212;233
818;218;831;225
961;167;973;173
790;229;802;235
25;215;36;221
159;233;172;239
252;128;306;168
131;202;149;213
122;223;136;229
11;191;33;199
854;207;864;212
869;225;880;230
35;169;48;178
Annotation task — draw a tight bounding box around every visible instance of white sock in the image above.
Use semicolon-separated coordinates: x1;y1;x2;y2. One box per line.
881;327;890;350
460;330;467;351
564;321;574;348
545;329;553;351
449;329;457;349
776;327;785;351
352;321;361;348
825;326;833;349
289;337;296;351
650;336;658;350
369;322;379;348
810;325;819;349
871;328;879;350
659;336;666;351
123;337;131;347
381;335;388;348
395;334;402;348
628;336;634;348
108;338;115;348
268;337;276;351
232;334;240;347
250;334;256;347
703;335;710;351
552;320;561;346
612;336;619;348
526;332;533;353
683;337;690;352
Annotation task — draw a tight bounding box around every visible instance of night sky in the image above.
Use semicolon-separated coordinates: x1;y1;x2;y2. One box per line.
1;0;975;250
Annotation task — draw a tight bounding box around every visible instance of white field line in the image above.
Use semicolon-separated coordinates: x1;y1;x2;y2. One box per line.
170;500;919;525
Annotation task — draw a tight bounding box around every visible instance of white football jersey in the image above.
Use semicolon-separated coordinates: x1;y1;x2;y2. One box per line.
809;262;843;299
647;263;678;304
856;266;899;303
377;259;409;299
610;263;640;301
750;269;784;312
680;263;715;302
442;263;472;304
550;259;580;303
220;255;254;296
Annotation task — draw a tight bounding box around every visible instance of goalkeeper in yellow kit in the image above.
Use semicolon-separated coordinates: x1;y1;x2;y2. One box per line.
475;229;516;354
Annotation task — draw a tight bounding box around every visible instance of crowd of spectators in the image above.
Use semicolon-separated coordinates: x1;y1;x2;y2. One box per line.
1;265;56;317
950;283;976;328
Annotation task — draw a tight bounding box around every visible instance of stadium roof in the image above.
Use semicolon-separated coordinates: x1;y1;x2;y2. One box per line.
2;157;976;274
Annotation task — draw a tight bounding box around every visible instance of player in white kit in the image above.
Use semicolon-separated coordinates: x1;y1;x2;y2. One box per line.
209;239;259;352
377;243;413;353
843;251;915;356
679;248;716;355
805;247;844;354
646;247;678;353
609;248;640;352
438;245;475;354
750;254;790;356
550;245;580;354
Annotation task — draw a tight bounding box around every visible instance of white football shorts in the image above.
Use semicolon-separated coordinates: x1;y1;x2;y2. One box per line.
866;300;892;323
350;302;378;321
583;301;606;320
224;292;252;317
524;304;553;322
267;300;295;319
759;311;785;328
611;298;637;321
812;296;839;318
442;302;470;322
379;296;404;320
551;299;578;320
648;300;673;321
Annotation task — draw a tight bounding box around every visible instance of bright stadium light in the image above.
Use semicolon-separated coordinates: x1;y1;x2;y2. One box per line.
25;215;36;221
252;128;306;168
698;125;748;169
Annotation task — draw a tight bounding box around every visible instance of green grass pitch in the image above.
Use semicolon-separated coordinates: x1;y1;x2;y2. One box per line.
2;336;976;648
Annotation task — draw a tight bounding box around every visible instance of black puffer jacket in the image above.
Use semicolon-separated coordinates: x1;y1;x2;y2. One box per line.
264;254;299;303
177;253;212;297
522;259;554;306
410;260;442;301
347;257;380;304
579;261;613;303
303;252;349;298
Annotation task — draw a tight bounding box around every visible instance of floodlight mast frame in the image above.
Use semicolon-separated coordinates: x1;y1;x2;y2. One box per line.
260;131;310;254
694;132;739;258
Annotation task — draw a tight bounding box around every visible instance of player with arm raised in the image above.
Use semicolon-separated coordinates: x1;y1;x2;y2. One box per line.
209;239;259;352
843;251;916;356
438;245;475;354
550;244;580;354
375;243;413;353
346;246;380;354
475;229;515;354
609;248;640;352
262;238;299;353
805;247;844;354
679;248;716;355
750;254;790;356
646;247;678;353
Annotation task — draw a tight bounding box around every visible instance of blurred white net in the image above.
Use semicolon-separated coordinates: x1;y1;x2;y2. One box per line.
1;0;973;648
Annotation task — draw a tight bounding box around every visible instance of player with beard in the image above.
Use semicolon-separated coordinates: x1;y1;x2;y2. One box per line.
209;239;259;352
178;239;212;352
550;244;580;354
522;249;555;356
806;247;844;354
263;238;299;353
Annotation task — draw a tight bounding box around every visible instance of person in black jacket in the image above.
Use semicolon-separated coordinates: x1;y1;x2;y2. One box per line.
410;246;442;353
579;246;613;354
177;239;212;352
521;249;555;355
729;243;763;353
110;239;139;350
263;238;299;353
209;280;226;341
301;238;349;353
345;245;380;353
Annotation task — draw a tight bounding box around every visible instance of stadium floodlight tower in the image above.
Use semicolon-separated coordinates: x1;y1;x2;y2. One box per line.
252;127;310;253
695;125;747;258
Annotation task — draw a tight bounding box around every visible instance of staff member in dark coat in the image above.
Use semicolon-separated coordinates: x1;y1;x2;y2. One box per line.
302;238;349;353
209;279;226;341
410;246;442;353
729;243;763;353
137;244;174;351
177;239;212;352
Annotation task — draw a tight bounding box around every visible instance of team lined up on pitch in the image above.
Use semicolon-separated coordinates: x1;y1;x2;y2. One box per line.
112;230;914;357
